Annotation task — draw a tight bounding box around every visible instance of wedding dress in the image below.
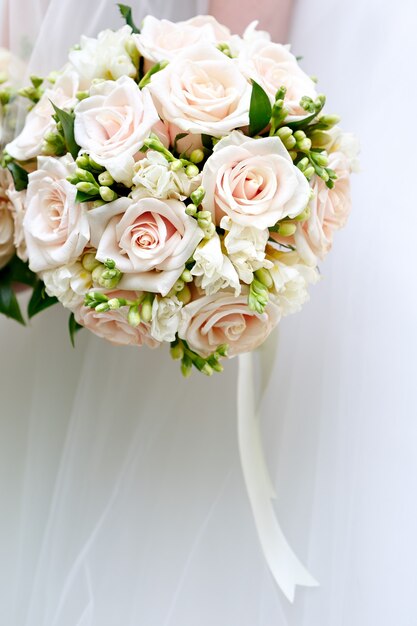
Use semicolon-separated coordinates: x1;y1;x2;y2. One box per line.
1;0;417;625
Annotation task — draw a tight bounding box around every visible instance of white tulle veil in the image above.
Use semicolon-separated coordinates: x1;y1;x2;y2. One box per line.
1;0;417;625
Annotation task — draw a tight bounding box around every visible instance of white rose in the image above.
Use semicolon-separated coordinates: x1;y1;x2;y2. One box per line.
6;186;27;262
202;132;310;228
239;39;317;117
131;151;201;201
147;43;251;137
191;233;241;295
179;290;281;357
134;16;216;65
88;196;203;296
74;76;159;186
151;295;183;342
23;155;90;272
269;252;319;316
69;26;136;89
41;261;92;309
221;216;272;284
0;170;14;269
6;68;79;161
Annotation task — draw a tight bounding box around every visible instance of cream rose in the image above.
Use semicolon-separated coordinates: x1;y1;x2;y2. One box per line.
69;26;136;89
239;40;317;117
88;196;203;296
74;76;159;186
6;186;27;262
6;68;79;161
23;155;90;272
134;16;215;65
292;152;352;265
178;290;280;357
147;44;251;137
0;169;15;269
74;290;159;348
202;132;310;228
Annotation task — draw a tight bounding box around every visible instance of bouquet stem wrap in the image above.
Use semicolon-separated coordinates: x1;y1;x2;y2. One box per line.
237;350;318;601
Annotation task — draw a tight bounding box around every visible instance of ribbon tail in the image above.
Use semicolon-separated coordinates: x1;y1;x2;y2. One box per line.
237;351;318;602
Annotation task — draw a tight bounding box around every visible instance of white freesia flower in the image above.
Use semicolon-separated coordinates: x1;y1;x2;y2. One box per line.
151;295;183;342
74;76;159;186
69;26;136;89
191;233;241;295
41;262;92;310
221;216;272;284
6;67;79;161
328;127;360;173
269;252;319;316
131;151;201;201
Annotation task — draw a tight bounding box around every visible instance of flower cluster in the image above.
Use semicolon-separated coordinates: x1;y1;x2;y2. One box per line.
0;7;357;375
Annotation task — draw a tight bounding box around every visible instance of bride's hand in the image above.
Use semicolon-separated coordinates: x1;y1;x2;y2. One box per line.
209;0;293;42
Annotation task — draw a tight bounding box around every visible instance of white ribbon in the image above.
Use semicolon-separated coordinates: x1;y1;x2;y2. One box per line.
237;349;318;602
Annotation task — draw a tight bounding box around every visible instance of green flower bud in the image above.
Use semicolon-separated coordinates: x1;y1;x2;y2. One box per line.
99;269;122;289
91;265;105;284
310;130;332;148
180;269;193;283
99;186;118;202
88;156;105;171
141;297;153;323
98;171;114;186
186;164;199;178
203;223;216;239
297;138;312;152
318;114;340;129
76;182;99;195
215;344;228;358
76;91;89;101
128;305;141;327
190;186;205;206
95;302;110;313
171;159;183;171
185;205;197;217
297;157;309;172
190;149;204;164
82;252;100;272
76;168;96;183
173;279;185;292
177;285;191;305
310;151;328;167
201;363;214;376
277;126;293;142
303;166;315;179
170;342;184;360
276;222;297;237
293;206;311;222
293;130;307;141
181;354;193;378
254;268;274;289
76;154;90;169
85;291;108;305
108;298;121;310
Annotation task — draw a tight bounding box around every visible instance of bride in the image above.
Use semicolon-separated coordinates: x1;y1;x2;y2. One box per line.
1;0;417;625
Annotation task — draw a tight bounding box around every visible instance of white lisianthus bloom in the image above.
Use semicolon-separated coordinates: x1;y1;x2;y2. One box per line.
269;252;319;316
41;261;92;310
69;26;136;89
202;132;310;228
151;295;183;342
191;233;241;295
74;76;159;186
131;151;201;201
6;67;79;161
221;216;272;284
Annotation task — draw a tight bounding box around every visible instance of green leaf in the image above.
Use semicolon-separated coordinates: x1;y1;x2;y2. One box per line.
27;280;58;319
50;102;80;159
201;134;213;150
68;312;83;347
7;255;36;286
75;190;100;203
249;80;272;136
118;4;140;33
7;162;29;191
0;281;25;324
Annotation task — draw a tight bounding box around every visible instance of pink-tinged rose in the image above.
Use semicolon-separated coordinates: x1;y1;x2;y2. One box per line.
184;16;232;42
6;185;27;262
23;155;90;272
178;290;280;357
167;123;203;156
6;68;79;161
74;76;159;186
239;40;317;117
148;44;251;138
202;132;310;228
74;290;160;348
88;197;203;296
0;169;15;269
134;15;217;66
273;152;352;265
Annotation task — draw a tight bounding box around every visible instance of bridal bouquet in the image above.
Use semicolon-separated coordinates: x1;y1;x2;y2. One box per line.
0;5;358;376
